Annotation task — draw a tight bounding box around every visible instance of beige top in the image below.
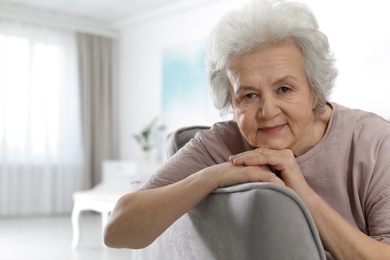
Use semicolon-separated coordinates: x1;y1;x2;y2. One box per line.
143;102;390;245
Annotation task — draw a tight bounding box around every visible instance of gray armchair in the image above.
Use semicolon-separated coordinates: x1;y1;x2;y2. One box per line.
133;126;326;260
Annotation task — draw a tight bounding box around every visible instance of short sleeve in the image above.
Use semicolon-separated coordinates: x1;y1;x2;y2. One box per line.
140;121;253;190
141;136;216;190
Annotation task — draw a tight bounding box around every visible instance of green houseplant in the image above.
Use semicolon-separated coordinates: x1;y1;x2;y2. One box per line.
133;117;165;151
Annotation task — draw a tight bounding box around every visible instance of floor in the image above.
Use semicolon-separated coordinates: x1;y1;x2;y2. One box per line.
0;212;133;260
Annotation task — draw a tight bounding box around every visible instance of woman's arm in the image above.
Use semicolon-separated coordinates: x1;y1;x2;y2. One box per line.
103;168;215;249
304;190;390;260
104;161;280;249
230;148;390;259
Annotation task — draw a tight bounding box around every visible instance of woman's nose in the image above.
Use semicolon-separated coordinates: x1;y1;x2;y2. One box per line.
259;96;279;119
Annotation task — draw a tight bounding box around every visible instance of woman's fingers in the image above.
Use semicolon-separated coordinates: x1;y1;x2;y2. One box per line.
245;166;286;186
229;148;264;165
229;148;309;194
214;162;285;188
230;148;294;171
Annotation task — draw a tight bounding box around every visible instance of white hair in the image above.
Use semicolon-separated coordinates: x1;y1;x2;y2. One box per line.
206;0;338;114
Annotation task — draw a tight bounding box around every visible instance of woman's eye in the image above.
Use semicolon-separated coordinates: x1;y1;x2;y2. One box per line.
244;93;257;99
278;86;291;93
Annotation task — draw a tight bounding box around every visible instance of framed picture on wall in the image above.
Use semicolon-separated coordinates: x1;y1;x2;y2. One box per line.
161;40;221;133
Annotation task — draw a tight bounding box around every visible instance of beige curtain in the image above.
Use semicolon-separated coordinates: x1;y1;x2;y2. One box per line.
77;33;116;188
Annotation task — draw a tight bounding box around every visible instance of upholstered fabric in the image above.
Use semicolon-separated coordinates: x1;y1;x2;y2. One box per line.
134;182;325;260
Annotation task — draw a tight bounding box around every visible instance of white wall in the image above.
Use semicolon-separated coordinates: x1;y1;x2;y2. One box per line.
116;1;241;160
116;0;390;160
306;0;390;114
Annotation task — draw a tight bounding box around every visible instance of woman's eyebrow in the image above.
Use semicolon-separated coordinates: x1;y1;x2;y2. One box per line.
234;86;258;95
272;76;299;86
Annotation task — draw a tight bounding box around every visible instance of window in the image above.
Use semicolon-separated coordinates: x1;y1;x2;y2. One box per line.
0;22;85;215
0;24;82;165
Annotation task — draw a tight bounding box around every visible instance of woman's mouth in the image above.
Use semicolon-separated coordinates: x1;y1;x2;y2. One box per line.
260;124;286;134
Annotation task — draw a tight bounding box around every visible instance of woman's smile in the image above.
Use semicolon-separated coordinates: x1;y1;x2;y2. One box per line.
259;124;286;134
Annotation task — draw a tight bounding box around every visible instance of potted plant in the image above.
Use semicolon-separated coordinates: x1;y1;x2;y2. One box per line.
133;117;165;161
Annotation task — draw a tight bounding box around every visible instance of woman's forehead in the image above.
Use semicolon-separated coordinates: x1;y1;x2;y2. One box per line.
226;43;305;84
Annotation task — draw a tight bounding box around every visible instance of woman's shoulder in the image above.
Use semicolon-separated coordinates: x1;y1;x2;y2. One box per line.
195;120;254;154
194;120;239;138
209;120;241;135
329;103;390;152
332;102;390;133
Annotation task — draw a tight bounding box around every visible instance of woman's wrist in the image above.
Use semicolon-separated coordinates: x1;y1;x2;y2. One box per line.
193;165;221;191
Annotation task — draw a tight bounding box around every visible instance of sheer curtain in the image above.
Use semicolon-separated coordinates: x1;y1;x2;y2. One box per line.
0;20;84;216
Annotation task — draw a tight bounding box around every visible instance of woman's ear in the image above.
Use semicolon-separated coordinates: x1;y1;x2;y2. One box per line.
311;89;319;110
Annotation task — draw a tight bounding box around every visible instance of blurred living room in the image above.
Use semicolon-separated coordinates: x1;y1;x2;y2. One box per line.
0;0;389;259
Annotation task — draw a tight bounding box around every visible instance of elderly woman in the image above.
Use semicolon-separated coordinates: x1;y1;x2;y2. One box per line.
104;0;390;259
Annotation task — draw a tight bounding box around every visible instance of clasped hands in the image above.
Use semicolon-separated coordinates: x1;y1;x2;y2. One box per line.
214;147;310;196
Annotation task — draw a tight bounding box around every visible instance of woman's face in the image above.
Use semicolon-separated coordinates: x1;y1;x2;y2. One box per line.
227;42;319;156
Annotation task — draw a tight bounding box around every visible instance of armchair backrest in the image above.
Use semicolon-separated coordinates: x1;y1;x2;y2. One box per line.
165;125;210;158
134;125;326;260
134;182;326;260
